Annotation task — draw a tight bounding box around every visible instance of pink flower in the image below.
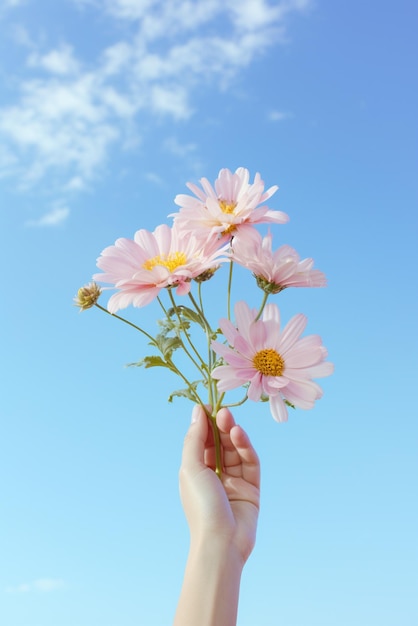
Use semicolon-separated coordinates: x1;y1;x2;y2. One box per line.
171;167;289;239
94;223;228;313
231;229;327;293
211;301;333;422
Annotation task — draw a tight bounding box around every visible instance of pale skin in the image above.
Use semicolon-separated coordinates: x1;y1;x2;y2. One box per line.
173;405;260;626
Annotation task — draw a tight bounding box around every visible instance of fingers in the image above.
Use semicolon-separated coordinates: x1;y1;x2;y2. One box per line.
216;406;237;432
229;424;260;489
182;405;260;491
181;405;209;473
216;408;260;489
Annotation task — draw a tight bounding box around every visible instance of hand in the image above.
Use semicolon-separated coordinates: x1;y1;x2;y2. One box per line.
179;405;260;564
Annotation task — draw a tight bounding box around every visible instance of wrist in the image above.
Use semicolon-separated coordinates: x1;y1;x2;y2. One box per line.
173;536;244;626
189;532;246;572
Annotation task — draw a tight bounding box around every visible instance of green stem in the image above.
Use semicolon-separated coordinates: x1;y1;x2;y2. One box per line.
168;360;206;407
157;295;169;316
208;413;223;479
255;291;269;321
188;291;212;331
223;394;249;409
213;392;225;414
227;260;234;320
94;304;155;343
167;289;207;375
96;296;224;479
187;291;217;406
203;383;224;479
198;282;204;314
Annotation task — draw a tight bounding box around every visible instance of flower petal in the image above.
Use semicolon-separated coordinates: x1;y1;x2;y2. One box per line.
269;394;289;422
279;313;308;355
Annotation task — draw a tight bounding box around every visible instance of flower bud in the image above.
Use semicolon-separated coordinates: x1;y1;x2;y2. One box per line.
74;282;102;311
255;274;285;294
194;267;219;283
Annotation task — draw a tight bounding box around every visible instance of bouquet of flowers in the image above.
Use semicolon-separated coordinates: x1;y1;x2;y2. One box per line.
76;167;333;476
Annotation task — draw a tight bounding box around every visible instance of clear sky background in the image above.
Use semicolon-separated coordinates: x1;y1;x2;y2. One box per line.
0;1;417;625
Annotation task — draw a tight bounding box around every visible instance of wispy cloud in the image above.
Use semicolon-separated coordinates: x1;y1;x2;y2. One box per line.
268;110;294;122
145;171;165;186
5;578;65;593
27;44;80;75
25;206;70;227
0;0;26;12
163;136;198;158
0;0;312;197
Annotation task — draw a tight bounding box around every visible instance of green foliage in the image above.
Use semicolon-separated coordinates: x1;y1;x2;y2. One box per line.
153;333;182;359
168;380;203;403
166;305;207;331
157;315;190;334
127;355;177;374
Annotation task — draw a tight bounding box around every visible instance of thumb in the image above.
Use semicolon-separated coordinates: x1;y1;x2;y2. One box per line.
181;405;208;473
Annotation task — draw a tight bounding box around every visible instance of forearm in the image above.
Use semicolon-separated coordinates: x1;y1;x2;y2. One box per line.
173;536;245;626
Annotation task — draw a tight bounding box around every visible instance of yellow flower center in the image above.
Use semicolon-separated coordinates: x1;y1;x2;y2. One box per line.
221;224;237;236
143;252;187;272
219;199;237;214
253;348;285;377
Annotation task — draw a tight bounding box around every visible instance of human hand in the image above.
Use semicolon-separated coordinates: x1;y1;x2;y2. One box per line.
179;405;260;564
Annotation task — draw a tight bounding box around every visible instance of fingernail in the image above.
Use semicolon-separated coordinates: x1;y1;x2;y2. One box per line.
191;405;200;423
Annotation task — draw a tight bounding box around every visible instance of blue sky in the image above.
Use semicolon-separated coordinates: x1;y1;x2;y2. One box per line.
0;1;417;625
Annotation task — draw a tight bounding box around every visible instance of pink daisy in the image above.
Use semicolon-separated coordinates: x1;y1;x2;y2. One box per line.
231;229;327;293
94;223;229;313
171;167;289;239
211;301;333;422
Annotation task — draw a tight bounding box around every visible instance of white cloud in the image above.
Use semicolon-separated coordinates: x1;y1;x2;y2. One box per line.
163;136;203;173
105;0;156;21
0;0;312;196
101;42;132;76
129;1;222;40
0;0;26;10
150;84;192;119
34;578;65;592
228;0;283;31
145;171;164;185
10;23;34;47
27;44;80;75
0;146;19;178
268;110;294;121
5;578;65;593
65;175;86;191
0;75;120;185
25;206;70;227
163;136;197;157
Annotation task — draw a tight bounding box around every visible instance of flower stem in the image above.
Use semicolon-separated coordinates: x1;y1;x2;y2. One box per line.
208;412;222;479
168;361;206;406
188;291;212;331
227;260;234;320
255;291;269;321
187;291;217;406
223;394;248;409
94;304;155;343
167;289;207;375
197;282;204;314
157;295;169;316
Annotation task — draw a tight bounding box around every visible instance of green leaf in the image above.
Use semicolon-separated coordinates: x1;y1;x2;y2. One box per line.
127;355;176;372
168;380;203;403
157;316;190;334
167;305;206;331
154;333;182;359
